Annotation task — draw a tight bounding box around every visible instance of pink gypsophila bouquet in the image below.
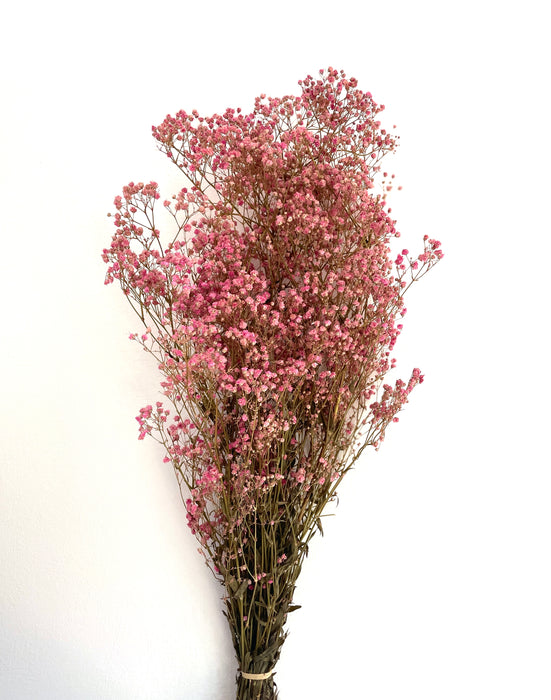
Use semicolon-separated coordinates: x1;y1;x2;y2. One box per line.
102;67;442;700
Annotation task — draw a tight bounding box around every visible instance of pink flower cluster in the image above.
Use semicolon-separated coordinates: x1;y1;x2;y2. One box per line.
103;67;442;564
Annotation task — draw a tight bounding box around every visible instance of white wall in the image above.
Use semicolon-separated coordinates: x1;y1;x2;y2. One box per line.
1;1;550;698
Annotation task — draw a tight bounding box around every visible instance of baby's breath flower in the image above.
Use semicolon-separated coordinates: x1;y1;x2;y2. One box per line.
103;67;442;700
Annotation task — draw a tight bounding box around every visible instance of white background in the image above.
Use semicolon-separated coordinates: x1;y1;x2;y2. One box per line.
1;1;550;698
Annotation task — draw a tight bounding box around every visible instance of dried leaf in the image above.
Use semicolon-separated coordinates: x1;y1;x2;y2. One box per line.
316;517;324;536
233;578;250;600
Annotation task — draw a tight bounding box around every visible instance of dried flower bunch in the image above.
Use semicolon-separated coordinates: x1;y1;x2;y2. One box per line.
103;67;442;699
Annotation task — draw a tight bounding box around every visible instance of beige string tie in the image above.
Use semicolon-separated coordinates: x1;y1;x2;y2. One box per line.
241;669;274;681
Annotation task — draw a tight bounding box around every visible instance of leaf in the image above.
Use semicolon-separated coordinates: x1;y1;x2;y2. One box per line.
274;610;286;628
316;517;324;536
233;579;250;600
287;605;302;613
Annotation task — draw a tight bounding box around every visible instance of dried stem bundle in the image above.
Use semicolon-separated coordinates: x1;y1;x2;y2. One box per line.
103;67;442;699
